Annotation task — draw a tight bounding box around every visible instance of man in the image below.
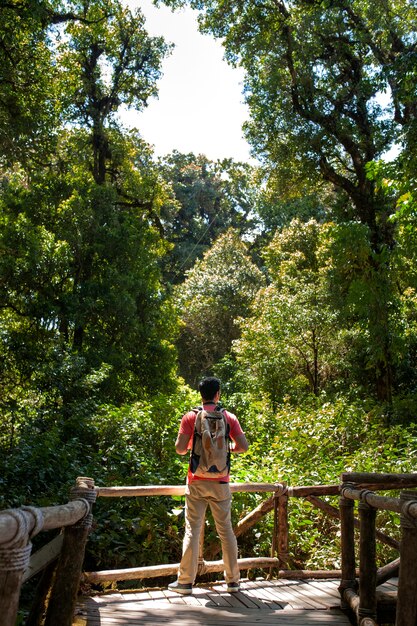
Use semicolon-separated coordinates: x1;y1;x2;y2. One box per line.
168;376;249;595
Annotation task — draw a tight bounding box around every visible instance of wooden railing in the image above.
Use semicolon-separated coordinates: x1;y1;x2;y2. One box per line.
87;482;288;582
0;477;96;626
339;472;417;626
1;473;417;625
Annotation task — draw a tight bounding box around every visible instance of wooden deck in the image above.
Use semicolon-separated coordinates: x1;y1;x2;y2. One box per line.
76;578;359;625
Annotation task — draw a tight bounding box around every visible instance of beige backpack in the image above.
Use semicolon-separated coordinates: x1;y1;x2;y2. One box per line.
189;407;231;478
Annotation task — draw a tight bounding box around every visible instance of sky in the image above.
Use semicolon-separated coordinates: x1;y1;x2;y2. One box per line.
121;0;254;162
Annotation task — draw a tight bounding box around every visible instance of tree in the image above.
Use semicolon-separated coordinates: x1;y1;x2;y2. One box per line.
0;0;178;420
158;151;260;282
0;0;61;163
0;0;139;164
234;219;341;404
59;1;170;186
361;161;417;414
174;229;264;385
1;139;178;409
161;0;417;402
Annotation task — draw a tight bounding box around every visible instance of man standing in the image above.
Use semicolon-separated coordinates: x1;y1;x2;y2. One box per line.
168;376;249;595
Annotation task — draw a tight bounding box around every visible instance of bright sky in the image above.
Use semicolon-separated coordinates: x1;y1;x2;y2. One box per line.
121;0;254;162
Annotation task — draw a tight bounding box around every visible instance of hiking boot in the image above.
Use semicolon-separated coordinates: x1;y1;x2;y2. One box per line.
227;582;240;593
168;580;193;595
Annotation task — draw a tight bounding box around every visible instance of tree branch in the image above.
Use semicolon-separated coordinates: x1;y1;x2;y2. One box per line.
116;194;165;237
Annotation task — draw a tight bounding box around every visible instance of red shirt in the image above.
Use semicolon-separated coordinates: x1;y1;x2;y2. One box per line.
179;403;244;483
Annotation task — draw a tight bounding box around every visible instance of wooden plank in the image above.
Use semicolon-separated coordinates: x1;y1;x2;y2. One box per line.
238;580;284;609
250;579;296;607
79;577;400;625
241;580;295;609
79;579;357;625
88;592;124;603
87;611;351;626
289;581;337;608
83;605;352;625
189;585;231;607
306;579;342;601
161;591;186;605
210;583;254;608
85;556;282;583
232;582;268;609
379;577;398;591
95;483;283;498
223;590;262;609
86;609;351;624
256;579;328;609
23;534;63;583
341;472;417;485
260;579;328;610
0;501;89;546
253;578;319;610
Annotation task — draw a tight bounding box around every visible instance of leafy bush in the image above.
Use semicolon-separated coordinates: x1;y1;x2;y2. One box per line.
0;384;197;573
226;393;416;569
3;383;416;581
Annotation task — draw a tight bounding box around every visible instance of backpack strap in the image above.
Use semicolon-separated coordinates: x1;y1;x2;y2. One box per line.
190;406;203;466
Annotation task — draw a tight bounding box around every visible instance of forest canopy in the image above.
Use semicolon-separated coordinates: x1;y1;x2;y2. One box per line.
1;0;417;586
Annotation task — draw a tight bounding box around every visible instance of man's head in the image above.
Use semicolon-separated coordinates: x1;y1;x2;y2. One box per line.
198;376;221;402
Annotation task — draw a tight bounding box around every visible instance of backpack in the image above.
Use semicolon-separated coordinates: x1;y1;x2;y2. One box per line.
189;406;231;479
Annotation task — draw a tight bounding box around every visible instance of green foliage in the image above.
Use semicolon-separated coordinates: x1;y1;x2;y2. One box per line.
83;388;197;571
0;385;197;570
59;2;169;123
230;393;416;568
322;220;402;399
161;0;417;404
0;1;179;411
165;0;416;197
0;0;60;163
158;151;260;282
174;229;265;385
0;153;178;406
3;0;417;589
235;220;342;403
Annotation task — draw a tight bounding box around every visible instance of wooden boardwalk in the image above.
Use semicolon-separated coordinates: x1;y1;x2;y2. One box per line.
76;578;358;625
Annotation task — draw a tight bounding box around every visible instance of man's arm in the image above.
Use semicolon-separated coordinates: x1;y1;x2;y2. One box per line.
175;432;191;455
231;432;249;454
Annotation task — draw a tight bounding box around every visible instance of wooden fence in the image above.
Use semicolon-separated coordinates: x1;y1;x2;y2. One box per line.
1;472;417;625
339;472;417;626
0;476;96;626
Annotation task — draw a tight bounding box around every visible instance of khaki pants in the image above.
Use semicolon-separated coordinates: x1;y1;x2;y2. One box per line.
177;480;240;585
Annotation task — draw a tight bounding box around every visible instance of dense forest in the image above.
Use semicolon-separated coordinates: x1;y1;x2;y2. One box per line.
1;0;417;591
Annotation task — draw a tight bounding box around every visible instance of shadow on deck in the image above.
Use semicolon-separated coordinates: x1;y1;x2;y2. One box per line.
76;577;369;625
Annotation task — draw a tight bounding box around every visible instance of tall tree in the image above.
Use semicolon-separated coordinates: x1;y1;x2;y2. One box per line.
0;0;178;420
59;1;170;186
158;151;259;282
161;0;417;402
174;229;264;385
235;219;341;404
0;0;59;163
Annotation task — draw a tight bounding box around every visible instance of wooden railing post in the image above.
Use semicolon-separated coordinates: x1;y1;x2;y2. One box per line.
358;497;377;623
44;477;96;626
277;491;289;568
0;507;43;626
271;491;278;564
339;491;356;609
396;490;417;626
